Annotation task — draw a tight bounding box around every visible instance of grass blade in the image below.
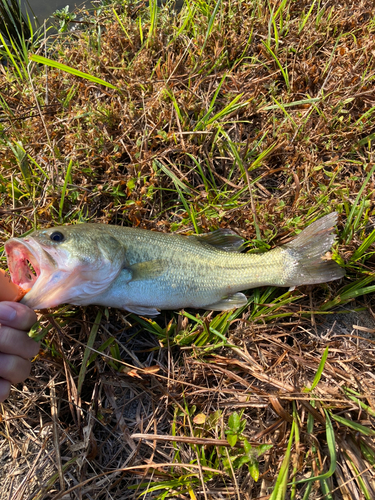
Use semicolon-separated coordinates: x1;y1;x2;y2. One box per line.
153;159;192;194
59;158;73;222
260;97;320;111
319;275;375;310
269;420;295;499
194;73;227;131
30;54;118;90
261;41;290;91
341;164;375;242
292;411;336;485
77;310;102;395
303;346;329;392
350;228;375;262
147;0;158;46
202;0;223;51
299;0;317;34
330;413;375;436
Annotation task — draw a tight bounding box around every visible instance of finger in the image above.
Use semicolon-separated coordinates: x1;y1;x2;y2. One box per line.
0;353;32;385
0;379;11;402
0;302;37;331
0;326;40;358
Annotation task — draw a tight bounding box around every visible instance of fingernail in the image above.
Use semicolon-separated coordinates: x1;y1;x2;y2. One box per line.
0;304;17;323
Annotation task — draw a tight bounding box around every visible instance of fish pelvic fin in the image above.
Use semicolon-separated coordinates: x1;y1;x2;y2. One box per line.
282;212;345;286
205;292;248;311
125;305;160;316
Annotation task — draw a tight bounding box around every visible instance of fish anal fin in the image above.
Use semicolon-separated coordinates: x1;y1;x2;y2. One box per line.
190;229;245;252
129;260;167;281
206;292;248;311
124;305;160;316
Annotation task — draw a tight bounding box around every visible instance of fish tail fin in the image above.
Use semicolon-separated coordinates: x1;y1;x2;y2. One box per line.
283;212;345;286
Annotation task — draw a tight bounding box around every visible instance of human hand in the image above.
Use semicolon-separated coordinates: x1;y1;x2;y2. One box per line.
0;302;40;402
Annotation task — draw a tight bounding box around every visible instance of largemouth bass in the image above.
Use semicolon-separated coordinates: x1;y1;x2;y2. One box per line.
4;213;344;315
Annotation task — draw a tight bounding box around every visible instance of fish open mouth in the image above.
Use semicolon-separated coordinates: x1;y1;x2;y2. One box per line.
5;238;42;291
5;232;123;310
4;237;67;309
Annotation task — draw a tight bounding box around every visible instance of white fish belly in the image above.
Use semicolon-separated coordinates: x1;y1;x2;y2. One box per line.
91;272;230;310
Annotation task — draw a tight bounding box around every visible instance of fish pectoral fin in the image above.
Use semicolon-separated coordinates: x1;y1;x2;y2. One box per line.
124;305;160;316
205;292;248;311
189;229;245;252
129;260;167;281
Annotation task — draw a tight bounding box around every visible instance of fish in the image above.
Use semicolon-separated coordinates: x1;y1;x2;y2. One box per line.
4;213;345;316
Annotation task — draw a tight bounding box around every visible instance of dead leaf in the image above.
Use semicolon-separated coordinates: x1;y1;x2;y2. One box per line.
193;413;206;425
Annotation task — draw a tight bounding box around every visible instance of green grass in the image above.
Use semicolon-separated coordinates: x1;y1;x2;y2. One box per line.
0;0;375;498
0;0;43;82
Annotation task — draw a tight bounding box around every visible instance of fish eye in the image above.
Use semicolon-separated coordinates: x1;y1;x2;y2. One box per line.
50;231;65;243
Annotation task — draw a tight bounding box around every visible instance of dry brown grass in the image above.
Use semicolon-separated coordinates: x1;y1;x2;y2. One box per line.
1;0;375;498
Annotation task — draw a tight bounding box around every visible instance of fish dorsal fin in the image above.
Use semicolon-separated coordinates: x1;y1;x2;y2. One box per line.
129;259;168;281
189;229;245;252
205;292;248;311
